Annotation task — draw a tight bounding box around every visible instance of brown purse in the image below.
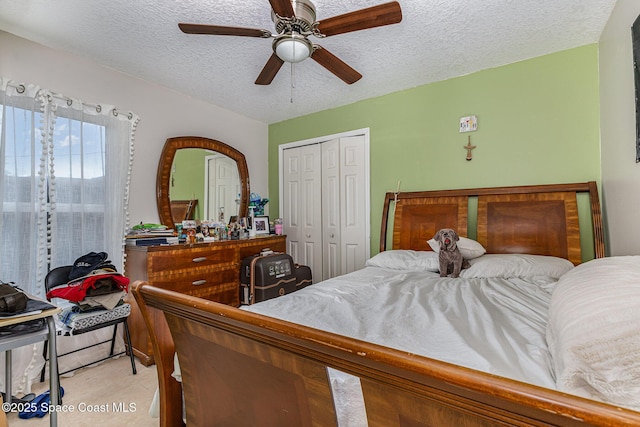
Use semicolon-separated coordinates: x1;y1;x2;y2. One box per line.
0;281;28;315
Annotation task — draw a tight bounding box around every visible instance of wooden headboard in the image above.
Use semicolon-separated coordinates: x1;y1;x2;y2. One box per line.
380;182;605;264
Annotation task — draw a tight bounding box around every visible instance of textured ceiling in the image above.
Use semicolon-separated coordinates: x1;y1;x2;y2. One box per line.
0;0;617;124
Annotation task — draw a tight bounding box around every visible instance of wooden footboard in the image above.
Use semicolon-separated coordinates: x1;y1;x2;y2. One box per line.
132;281;640;427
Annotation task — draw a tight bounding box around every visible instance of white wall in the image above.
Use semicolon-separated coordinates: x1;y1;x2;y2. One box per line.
599;0;640;255
0;31;269;226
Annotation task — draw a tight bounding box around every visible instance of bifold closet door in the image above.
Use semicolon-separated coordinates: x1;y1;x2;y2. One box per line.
322;136;367;280
283;135;367;283
321;139;341;280
282;144;323;282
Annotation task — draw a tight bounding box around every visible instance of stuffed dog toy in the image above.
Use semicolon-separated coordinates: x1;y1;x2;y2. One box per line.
433;228;470;278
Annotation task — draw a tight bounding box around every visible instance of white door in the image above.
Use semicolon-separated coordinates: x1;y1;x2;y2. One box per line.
321;139;341;279
282;144;323;281
206;154;239;221
321;136;367;279
281;130;369;283
337;135;367;275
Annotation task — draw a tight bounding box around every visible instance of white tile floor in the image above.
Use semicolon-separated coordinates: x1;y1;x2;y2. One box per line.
6;356;158;427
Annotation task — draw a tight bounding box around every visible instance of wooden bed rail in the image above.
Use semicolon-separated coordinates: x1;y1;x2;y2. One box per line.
132;281;640;427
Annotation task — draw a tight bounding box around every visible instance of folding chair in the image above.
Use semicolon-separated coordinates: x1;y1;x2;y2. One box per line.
40;265;136;382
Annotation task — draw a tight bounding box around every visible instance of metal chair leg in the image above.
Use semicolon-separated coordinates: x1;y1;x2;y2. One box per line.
39;318;136;381
39;340;48;382
109;324;118;356
123;320;137;375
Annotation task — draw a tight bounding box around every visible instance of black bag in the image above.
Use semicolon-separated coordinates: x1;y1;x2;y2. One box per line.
240;251;296;305
0;282;28;314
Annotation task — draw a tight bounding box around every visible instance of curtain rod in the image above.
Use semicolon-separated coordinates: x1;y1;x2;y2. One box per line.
6;81;134;120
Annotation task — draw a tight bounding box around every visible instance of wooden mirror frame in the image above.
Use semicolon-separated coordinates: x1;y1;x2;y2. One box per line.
156;136;250;228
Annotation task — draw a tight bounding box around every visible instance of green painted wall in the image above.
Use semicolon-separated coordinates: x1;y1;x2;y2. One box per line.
269;45;601;256
169;148;208;220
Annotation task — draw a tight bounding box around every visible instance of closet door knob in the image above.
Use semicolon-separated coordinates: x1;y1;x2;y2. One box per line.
330;233;335;238
306;233;311;238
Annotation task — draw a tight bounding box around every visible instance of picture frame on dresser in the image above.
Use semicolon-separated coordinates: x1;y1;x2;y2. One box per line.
253;216;269;235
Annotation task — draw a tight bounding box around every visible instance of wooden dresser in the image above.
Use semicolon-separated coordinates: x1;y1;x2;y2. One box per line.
124;235;286;366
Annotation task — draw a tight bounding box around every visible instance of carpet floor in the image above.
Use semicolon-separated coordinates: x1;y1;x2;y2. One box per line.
5;356;158;427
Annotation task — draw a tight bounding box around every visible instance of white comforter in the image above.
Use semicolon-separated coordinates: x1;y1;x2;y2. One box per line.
242;252;572;426
243;265;557;388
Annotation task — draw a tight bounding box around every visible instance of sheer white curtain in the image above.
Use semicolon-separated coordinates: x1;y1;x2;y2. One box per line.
0;77;138;297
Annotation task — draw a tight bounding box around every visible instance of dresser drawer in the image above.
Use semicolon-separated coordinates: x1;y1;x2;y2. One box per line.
152;267;238;294
152;268;239;306
187;281;239;306
147;246;236;277
124;235;287;365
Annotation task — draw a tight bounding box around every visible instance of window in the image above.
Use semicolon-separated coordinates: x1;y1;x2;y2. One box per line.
0;79;138;297
48;112;108;258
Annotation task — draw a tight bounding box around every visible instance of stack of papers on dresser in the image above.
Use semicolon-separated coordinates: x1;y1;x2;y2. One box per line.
126;223;176;246
125;235;179;246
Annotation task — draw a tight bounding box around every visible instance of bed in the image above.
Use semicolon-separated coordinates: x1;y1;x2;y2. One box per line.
132;181;640;426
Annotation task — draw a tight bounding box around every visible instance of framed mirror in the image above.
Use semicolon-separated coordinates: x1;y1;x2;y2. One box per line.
156;136;250;228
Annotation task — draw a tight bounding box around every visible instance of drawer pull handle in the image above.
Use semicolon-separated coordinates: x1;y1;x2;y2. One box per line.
192;257;207;263
192;280;207;286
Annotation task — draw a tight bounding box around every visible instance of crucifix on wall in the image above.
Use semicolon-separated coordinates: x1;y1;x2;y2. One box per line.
464;136;476;161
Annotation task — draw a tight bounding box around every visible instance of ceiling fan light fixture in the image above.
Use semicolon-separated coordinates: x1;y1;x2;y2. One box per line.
179;0;403;85
274;35;312;63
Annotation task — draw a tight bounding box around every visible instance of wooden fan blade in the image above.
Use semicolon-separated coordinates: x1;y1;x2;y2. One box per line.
316;1;402;37
179;23;271;38
255;54;285;85
269;0;295;18
311;46;362;85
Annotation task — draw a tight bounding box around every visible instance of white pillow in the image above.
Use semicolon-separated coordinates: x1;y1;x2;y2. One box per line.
427;236;486;259
460;254;574;279
366;250;439;272
547;256;640;411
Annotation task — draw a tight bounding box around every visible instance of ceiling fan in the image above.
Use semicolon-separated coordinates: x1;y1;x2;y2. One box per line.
178;0;402;85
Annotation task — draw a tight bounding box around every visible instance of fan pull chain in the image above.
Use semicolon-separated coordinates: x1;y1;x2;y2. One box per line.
290;62;296;103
